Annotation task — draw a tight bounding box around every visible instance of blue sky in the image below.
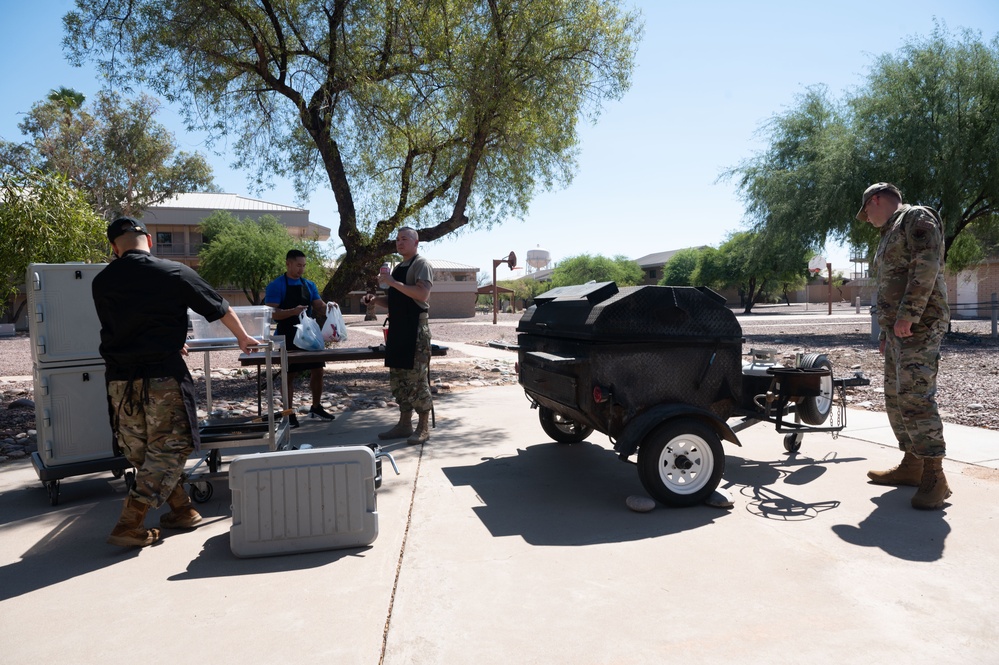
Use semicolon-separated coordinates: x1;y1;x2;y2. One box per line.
3;1;998;282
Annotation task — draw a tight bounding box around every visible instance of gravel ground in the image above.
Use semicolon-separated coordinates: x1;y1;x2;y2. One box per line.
3;307;998;464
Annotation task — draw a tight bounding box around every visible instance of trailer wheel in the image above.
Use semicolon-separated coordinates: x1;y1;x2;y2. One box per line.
796;353;833;425
638;419;724;507
538;406;593;443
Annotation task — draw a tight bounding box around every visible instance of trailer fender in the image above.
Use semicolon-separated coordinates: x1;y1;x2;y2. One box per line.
615;404;741;461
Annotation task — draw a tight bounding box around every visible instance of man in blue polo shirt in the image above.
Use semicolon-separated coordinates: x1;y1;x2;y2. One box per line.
265;249;336;426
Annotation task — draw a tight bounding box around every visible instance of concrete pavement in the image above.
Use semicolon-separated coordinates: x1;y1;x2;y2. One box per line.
2;364;998;663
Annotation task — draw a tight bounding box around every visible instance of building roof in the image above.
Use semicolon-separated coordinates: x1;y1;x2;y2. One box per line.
153;192;307;213
428;259;479;272
476;285;515;295
521;267;554;282
144;191;330;240
634;246;710;268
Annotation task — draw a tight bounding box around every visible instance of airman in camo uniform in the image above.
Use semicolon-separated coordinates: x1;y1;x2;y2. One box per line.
94;217;259;547
856;183;951;510
363;227;434;444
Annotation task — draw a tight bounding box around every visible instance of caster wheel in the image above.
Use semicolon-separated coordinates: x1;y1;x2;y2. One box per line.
191;482;214;503
208;449;222;474
783;433;803;453
45;480;61;506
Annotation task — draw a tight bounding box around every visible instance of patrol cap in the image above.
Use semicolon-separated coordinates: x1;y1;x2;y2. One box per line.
856;182;902;222
107;216;149;243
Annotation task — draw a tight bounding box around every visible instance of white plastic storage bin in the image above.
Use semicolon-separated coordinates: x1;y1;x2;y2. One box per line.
188;306;271;344
34;362;116;466
229;446;378;558
27;263;104;365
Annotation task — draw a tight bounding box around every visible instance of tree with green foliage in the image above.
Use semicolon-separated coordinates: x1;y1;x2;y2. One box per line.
726;25;999;272
690;231;809;313
658;248;702;286
47;86;86;114
1;89;215;219
197;211;332;305
549;253;642;288
0;170;107;321
499;276;548;309
64;0;641;302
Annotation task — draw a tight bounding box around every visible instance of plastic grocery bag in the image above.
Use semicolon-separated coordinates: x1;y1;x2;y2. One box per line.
321;301;348;344
293;311;325;351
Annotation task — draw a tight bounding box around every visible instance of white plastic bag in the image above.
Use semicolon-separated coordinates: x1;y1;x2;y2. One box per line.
293;311;324;351
321;301;348;344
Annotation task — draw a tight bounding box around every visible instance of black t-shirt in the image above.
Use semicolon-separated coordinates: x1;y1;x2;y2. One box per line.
92;250;228;380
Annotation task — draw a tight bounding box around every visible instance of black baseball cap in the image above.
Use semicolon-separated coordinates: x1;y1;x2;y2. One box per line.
107;217;149;243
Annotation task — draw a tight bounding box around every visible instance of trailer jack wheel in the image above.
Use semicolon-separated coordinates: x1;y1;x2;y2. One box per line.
783;432;803;453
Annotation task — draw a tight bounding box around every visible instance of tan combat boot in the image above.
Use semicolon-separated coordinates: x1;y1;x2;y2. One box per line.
911;456;951;510
107;497;160;547
159;482;203;529
867;451;923;486
378;408;414;440
407;411;431;445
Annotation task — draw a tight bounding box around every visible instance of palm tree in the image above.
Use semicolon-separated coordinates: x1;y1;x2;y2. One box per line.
47;87;85;115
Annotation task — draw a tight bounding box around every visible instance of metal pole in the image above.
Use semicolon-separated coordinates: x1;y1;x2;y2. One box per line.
855;296;860;313
492;260;499;325
827;262;832;315
992;292;997;339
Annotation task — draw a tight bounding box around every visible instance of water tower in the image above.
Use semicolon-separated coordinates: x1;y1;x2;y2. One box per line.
526;246;551;274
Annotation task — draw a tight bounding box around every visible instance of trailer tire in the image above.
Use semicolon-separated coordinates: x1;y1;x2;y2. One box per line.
796;353;833;425
538;406;593;444
638;418;724;507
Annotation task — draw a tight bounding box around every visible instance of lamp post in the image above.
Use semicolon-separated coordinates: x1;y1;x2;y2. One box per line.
492;251;518;324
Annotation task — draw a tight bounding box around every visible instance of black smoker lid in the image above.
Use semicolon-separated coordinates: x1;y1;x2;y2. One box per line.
518;282;742;342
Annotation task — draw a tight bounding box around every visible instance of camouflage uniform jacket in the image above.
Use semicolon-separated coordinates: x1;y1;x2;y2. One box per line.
872;204;950;341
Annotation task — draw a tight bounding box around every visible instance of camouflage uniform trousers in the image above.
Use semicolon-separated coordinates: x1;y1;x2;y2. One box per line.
389;320;433;414
883;328;947;458
108;377;193;508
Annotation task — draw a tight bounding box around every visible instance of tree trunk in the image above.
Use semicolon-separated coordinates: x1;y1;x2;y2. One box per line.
321;243;387;305
5;299;26;325
742;278;758;314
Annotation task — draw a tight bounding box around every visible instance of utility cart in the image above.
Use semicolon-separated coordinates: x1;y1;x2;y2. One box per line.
183;338;291;502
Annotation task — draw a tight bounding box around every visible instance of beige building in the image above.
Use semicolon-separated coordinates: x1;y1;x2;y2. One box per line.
140;192;330;271
342;259;480;319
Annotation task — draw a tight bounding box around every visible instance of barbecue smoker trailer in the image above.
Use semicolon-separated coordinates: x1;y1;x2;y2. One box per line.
516;282;867;507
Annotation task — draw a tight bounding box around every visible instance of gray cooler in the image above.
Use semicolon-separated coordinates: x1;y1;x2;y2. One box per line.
229;446;379;558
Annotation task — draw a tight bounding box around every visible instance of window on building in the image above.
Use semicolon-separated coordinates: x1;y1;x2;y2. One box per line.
647;269;657;280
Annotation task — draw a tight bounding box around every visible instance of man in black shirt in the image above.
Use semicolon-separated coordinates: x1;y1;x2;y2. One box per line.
93;217;258;548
